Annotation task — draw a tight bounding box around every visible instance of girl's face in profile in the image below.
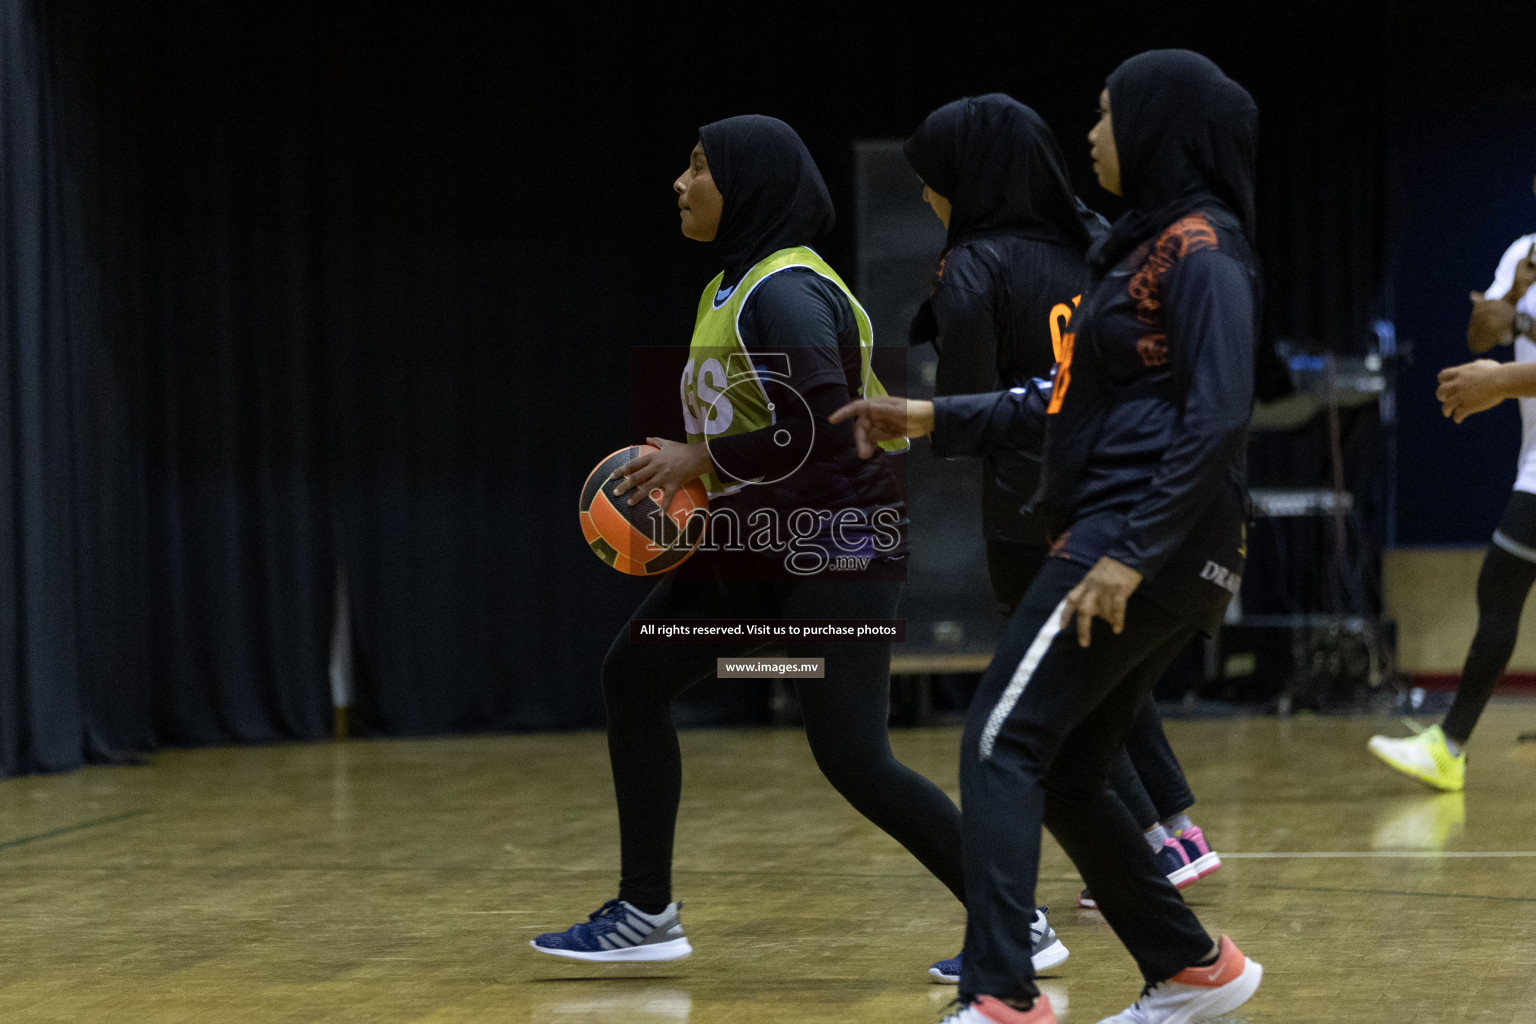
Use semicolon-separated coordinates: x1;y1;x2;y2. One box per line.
921;183;951;229
674;142;723;241
1089;89;1121;196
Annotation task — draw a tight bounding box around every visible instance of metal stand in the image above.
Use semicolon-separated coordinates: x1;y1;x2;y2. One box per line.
1224;337;1401;713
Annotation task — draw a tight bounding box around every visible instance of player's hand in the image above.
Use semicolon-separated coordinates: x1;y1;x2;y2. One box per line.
1468;292;1516;352
829;397;935;458
1437;359;1509;423
612;437;712;511
1061;557;1144;648
1512;244;1536;301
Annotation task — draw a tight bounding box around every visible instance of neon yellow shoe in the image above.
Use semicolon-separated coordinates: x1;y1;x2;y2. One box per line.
1367;725;1466;792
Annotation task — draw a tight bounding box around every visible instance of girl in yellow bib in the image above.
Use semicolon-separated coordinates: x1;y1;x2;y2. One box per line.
530;115;993;973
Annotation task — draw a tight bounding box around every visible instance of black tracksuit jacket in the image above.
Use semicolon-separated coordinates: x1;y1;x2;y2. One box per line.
932;204;1258;633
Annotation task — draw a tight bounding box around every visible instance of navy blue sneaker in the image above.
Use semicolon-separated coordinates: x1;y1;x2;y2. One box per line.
1157;837;1199;890
929;951;963;984
1173;825;1222;881
929;908;1068;982
530;898;692;962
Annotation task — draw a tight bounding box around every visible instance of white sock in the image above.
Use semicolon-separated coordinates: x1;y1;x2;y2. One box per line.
1144;824;1170;851
1444;736;1464;756
1162;812;1195;836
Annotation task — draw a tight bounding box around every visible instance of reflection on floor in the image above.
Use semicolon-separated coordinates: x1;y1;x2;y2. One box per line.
0;702;1532;1022
532;985;692;1022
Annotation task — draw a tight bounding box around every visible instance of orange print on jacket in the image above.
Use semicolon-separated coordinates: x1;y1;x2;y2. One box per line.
1128;213;1219;366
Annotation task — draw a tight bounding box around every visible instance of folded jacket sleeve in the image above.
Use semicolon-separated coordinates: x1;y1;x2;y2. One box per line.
929;378;1053;459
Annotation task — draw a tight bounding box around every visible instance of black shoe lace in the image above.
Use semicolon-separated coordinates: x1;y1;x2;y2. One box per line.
588;898;626;922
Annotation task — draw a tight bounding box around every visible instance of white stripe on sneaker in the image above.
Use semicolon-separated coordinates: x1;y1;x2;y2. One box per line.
1188;851;1221;877
1168;862;1200;889
530;937;693;963
979;597;1069;760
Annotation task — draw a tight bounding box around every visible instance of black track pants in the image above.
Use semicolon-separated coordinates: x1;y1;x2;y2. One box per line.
959;558;1212;1002
991;540;1196;830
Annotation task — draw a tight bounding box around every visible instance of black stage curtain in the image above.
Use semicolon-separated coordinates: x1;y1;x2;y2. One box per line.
4;1;1534;776
128;35;337;745
1;0;89;773
318;21;651;735
35;5;654;748
0;0;153;774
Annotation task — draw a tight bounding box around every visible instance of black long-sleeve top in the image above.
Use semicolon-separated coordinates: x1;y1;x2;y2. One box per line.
930;379;1052;460
918;236;1092;545
706;268;908;558
1035;207;1258;632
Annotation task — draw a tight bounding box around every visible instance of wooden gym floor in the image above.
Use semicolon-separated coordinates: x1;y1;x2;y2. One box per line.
2;704;1534;1023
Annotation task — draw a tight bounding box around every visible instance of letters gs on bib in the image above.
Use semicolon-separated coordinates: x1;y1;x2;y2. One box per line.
680;356;817;488
680;357;734;434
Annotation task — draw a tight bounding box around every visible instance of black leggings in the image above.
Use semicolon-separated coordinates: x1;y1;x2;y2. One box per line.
1108;699;1195;827
1444;490;1536;744
960;558;1211;1002
601;565;966;913
989;540;1195;831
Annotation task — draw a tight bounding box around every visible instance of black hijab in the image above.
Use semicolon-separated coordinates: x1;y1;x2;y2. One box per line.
904;93;1093;255
698;115;835;288
1090;50;1258;272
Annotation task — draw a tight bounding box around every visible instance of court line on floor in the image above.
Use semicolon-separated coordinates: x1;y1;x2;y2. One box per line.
0;864;1034;882
1248;882;1536;904
1224;851;1536;858
0;811;147;853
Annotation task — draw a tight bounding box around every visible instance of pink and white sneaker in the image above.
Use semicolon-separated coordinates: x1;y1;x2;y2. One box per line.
941;993;1057;1024
1156;837;1199;889
1095;936;1261;1023
1173;826;1221;881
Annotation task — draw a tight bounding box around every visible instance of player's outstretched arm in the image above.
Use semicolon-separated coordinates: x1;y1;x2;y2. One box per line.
1437;359;1536;422
829;397;934;459
830;379;1053;461
832;379;1054;461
